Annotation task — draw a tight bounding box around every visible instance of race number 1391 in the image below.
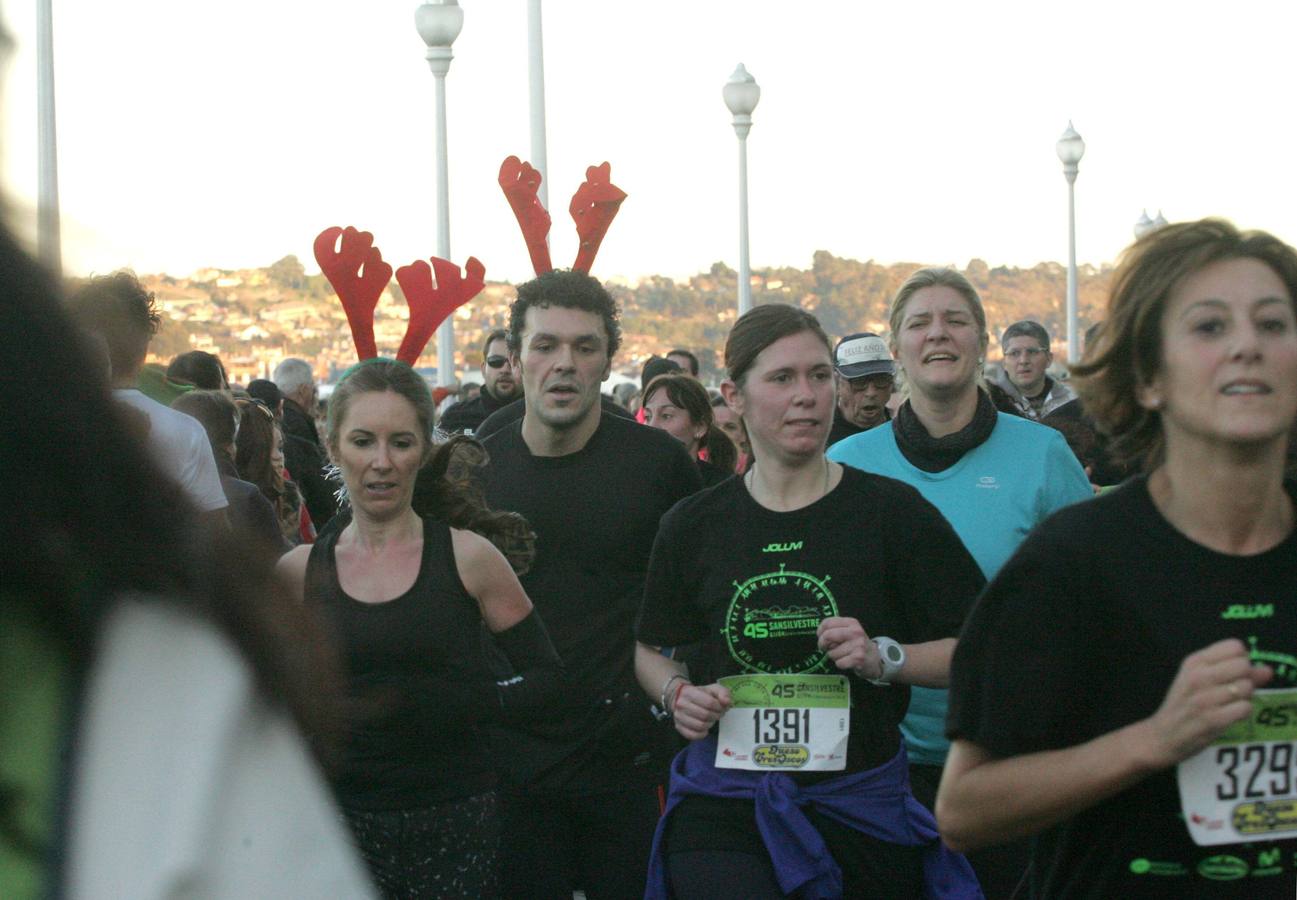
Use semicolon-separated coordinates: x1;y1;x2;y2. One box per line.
751;707;811;744
715;674;850;773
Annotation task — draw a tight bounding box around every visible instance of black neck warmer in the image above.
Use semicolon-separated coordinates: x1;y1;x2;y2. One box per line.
893;389;998;473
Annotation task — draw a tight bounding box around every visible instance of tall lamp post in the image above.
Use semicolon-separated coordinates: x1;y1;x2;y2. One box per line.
723;64;760;317
37;0;61;275
1055;121;1085;363
527;0;548;211
416;1;464;387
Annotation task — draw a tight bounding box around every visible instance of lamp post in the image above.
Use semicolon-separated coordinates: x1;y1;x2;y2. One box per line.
1134;209;1154;239
1055;121;1085;363
1134;209;1168;240
723;64;760;317
37;0;61;275
527;0;548;211
415;1;464;387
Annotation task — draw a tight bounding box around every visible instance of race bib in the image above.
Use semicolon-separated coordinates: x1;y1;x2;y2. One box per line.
714;674;850;772
1178;688;1297;846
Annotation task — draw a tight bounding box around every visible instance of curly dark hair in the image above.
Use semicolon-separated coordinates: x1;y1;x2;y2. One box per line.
413;436;536;575
507;269;622;360
64;270;161;380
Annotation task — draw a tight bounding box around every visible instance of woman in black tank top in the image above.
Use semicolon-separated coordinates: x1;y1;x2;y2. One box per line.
278;359;562;899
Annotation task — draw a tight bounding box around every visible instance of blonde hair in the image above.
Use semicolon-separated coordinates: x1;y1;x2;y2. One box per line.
886;267;990;391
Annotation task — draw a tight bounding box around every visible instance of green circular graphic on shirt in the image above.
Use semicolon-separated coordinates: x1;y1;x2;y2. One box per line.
723;564;838;674
1249;636;1297;688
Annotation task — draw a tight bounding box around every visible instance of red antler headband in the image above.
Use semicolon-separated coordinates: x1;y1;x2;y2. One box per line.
313;225;484;366
498;157;626;275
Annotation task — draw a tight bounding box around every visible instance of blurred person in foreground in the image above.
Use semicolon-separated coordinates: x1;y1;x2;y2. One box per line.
938;219;1297;899
0;215;372;895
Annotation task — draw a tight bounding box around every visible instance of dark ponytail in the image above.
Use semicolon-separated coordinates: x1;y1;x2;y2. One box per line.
413;435;536;575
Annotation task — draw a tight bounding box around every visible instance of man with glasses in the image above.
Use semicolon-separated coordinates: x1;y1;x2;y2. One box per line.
438;328;522;434
827;332;896;447
993;320;1075;420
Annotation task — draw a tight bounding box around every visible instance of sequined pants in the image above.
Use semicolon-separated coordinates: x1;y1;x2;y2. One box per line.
344;791;499;899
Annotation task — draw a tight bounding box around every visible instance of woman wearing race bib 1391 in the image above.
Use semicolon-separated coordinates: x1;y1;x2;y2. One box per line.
634;304;986;899
938;218;1297;899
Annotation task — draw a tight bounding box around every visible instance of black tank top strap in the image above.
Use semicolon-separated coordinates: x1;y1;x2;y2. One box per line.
304;520;341;608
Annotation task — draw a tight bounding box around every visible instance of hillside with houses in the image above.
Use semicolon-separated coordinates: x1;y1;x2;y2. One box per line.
133;252;1114;386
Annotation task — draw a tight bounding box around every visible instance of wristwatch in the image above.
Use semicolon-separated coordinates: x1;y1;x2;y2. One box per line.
868;637;906;685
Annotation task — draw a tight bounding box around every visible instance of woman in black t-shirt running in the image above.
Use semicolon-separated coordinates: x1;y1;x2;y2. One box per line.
635;305;984;899
940;219;1297;899
278;359;563;899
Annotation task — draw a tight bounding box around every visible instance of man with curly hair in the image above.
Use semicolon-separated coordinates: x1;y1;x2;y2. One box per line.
482;270;702;899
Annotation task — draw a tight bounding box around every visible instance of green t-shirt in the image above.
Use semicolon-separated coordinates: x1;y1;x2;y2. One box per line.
0;601;71;899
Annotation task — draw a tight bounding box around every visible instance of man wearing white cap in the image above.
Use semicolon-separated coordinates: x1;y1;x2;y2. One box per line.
827;332;896;447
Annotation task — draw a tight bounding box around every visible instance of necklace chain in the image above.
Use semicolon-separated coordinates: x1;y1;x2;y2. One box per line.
746;457;831;507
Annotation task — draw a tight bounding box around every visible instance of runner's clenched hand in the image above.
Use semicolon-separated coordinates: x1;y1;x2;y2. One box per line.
672;683;732;741
1143;638;1273;768
817;617;883;681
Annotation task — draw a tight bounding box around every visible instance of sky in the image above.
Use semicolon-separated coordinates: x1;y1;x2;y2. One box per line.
2;1;1296;285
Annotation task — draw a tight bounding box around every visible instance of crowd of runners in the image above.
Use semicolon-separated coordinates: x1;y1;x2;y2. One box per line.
4;211;1295;900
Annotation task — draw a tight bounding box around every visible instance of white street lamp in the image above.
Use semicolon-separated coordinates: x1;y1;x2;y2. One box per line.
1056;121;1085;363
415;1;464;387
1134;209;1154;239
527;0;548;212
37;0;61;275
723;64;760;317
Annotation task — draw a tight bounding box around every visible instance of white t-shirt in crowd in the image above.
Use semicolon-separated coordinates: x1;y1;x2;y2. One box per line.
114;389;228;512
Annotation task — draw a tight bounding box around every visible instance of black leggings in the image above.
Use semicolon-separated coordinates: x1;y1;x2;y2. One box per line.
344;791;499;899
498;785;664;899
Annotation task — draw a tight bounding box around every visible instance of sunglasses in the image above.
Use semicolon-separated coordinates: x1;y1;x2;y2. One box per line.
485;356;510;369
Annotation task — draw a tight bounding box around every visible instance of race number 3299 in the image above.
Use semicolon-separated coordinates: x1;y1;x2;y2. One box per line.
1178;688;1297;846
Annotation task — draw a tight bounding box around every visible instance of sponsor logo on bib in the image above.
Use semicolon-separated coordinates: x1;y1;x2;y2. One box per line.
1196;855;1249;881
